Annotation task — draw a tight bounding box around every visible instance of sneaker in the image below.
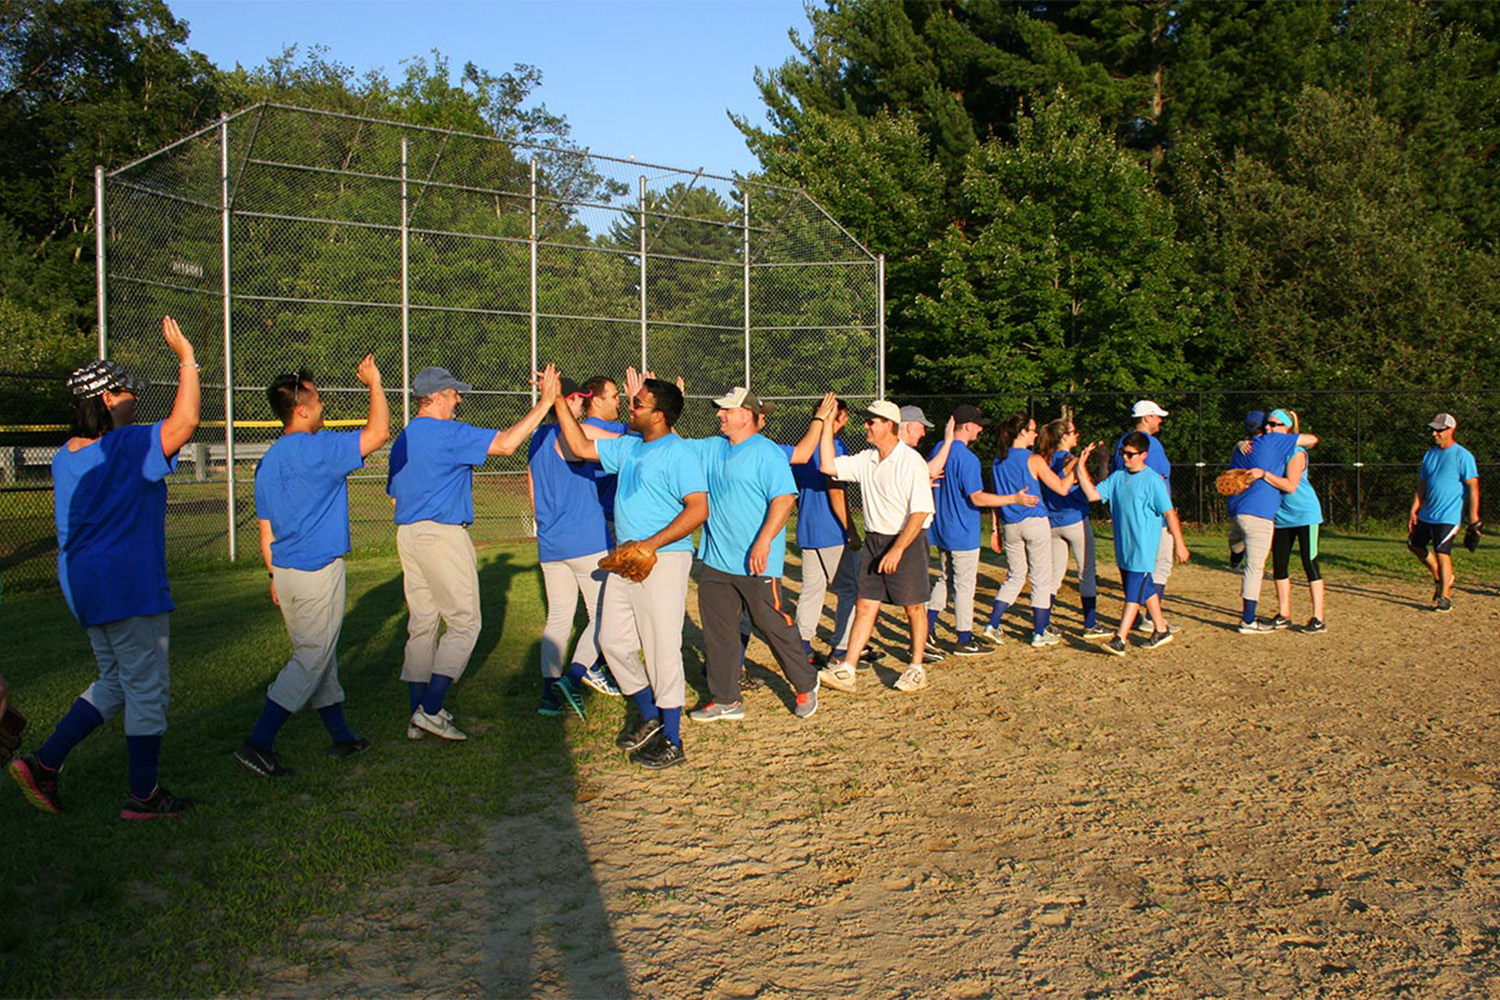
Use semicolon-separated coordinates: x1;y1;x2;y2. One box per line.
615;717;662;752
858;647;885;664
1270;615;1292;630
688;701;745;722
1103;636;1128;657
1082;623;1113;639
407;708;451;740
922;639;948;662
794;688;818;719
953;641;988;656
8;754;61;813
579;664;622;697
894;664;929;692
1143;630;1175;649
739;668;765;690
1304;618;1327;633
818;662;857;693
1237;619;1276;634
1031;631;1062;648
1435;596;1453;613
631;737;686;770
981;625;1005;645
554;677;586;720
120;786;194;820
235;742;296;778
328;736;371;759
411;708;467;741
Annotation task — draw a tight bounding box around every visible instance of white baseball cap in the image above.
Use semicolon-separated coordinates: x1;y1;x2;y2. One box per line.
713;386;764;415
1429;412;1457;430
861;400;902;424
1131;399;1170;418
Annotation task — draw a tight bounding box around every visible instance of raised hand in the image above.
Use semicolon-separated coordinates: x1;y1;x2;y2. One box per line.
356;354;381;387
814;392;839;423
162;315;195;363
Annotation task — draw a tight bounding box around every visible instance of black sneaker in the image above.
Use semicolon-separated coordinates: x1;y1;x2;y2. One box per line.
120;786;194;820
328;736;371;759
1103;636;1129;657
234;742;296;778
8;754;61;813
630;737;686;770
739;667;765;690
1143;630;1175;649
1304;618;1327;633
615;717;662;752
1435;597;1453;613
952;641;988;656
858;647;884;663
1269;615;1292;630
1229;547;1245;570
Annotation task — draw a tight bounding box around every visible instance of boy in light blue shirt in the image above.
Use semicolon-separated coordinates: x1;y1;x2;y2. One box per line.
1407;412;1481;612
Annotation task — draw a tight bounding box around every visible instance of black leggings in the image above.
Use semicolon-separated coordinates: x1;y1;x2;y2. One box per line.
1271;524;1321;582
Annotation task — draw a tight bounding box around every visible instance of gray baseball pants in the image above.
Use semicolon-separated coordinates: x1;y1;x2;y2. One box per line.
1047;520;1098;601
927;547;981;632
1233;513;1276;601
397;521;481;683
1153;526;1174;586
700;565;818;703
596;550;691;710
81;612;170;736
539;552;645;681
996;517;1055;609
267;558;347;712
795;543;858;650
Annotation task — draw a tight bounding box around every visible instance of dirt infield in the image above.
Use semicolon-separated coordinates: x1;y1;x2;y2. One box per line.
276;557;1500;999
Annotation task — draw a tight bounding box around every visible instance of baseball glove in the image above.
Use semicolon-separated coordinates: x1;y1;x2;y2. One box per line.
0;706;26;768
600;540;657;583
1215;468;1258;496
1464;521;1483;553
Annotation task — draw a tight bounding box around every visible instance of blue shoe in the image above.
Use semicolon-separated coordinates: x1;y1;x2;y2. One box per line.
579;664;622;697
554;677;586;720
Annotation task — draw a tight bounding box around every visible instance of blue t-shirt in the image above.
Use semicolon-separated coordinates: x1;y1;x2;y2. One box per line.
584;416;626;520
781;438;848;550
1223;438;1255;518
929;439;984;550
529;424;611;562
1234;433;1299;520
1419;443;1479;525
52;421;178;628
1275;446;1323;528
695;434;797;577
1095;469;1174;573
386;416;495;526
993;448;1048;524
254;431;365;571
596;433;708;554
1044;451;1090;528
1111;432;1172;492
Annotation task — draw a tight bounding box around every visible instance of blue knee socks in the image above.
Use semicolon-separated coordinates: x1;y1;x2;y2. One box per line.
565;662;588;684
36;698;105;771
125;734;162;800
1082;595;1098;628
660;707;682;746
1033;606;1052;637
1242;599;1257;624
407;682;427;713
248;698;292;750
318;702;355;742
927;609;939;631
631;687;659;721
957;629;972;645
420;674;454;715
987;600;1010;628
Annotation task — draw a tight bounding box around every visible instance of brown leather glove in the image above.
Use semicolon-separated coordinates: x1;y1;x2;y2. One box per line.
599;540;658;583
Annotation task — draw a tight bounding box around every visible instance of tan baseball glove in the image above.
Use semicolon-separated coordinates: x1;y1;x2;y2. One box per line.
599;540;658;583
1216;468;1258;496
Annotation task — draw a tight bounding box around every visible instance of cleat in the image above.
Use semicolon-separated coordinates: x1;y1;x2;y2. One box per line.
615;717;662;752
630;736;686;770
8;755;61;814
235;742;295;778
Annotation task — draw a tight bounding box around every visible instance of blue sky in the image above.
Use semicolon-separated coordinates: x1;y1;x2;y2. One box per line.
167;0;813;177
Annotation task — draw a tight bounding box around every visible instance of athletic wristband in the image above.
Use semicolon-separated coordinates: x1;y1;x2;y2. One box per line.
267;572;274;578
180;362;201;369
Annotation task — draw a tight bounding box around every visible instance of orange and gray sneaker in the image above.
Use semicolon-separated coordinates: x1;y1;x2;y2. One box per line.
8;754;61;814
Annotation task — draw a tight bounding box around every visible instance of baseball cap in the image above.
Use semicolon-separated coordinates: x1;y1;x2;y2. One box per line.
713;386;764;415
66;359;147;400
1131;400;1170;418
898;405;934;427
412;366;472;396
1244;410;1266;430
558;376;591;399
1429;412;1457;430
951;403;991;427
861;400;901;424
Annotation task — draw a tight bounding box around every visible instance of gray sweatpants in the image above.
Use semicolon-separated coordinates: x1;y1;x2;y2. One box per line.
700;566;818;703
596;550;692;710
1234;513;1276;601
81;612;170;736
267;558;347;712
796;543;858;650
1047;520;1098;601
996;517;1055;610
539;552;645;681
397;521;481;683
927;547;981;632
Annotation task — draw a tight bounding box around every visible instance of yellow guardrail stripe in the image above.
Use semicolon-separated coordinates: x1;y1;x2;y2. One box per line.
0;419;370;432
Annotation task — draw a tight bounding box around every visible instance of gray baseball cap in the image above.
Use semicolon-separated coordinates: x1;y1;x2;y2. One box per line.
899;405;934;428
412;366;472;396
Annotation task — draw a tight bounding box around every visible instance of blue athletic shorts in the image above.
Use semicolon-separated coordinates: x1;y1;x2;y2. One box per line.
1409;521;1459;555
1118;569;1155;605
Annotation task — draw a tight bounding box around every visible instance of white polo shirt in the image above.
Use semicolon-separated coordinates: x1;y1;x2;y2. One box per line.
832;442;935;535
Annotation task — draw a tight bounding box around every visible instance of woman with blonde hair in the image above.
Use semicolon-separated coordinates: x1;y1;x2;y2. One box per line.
1267;409;1326;632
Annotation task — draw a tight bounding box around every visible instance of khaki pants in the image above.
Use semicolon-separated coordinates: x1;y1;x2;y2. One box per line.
596;550;692;710
397;521;481;683
267;558;348;712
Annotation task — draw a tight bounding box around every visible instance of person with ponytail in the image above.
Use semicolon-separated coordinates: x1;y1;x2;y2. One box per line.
1037;418;1108;638
1267;410;1327;632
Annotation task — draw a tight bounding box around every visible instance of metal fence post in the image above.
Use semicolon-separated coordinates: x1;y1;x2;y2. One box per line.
530;158;539;403
639;175;648;371
877;254;886;397
400;137;411;424
1197;391;1205;525
742;186;751;388
95;165;107;360
220;115;237;560
1355;390;1364;528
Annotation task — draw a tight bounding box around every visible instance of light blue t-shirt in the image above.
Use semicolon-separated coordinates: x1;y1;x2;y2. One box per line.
1275;446;1323;528
994;447;1048;524
781;438;848;550
386;416;495;526
695;434;796;577
1235;432;1299;520
596;433;708;554
254;430;365;571
1419;443;1479;525
53;421;178;627
1044;451;1090;528
929;439;984;550
1095;468;1174;574
528;424;611;562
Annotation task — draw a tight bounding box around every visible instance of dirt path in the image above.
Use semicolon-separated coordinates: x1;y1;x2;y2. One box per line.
273;561;1500;999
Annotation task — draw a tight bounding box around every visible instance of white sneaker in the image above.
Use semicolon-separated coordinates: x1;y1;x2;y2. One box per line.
818;662;857;693
894;663;929;692
981;624;1005;645
1031;631;1062;648
405;707;452;740
411;708;467;741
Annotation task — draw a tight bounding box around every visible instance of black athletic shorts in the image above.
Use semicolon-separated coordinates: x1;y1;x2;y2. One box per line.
859;528;930;606
1409;521;1459;555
